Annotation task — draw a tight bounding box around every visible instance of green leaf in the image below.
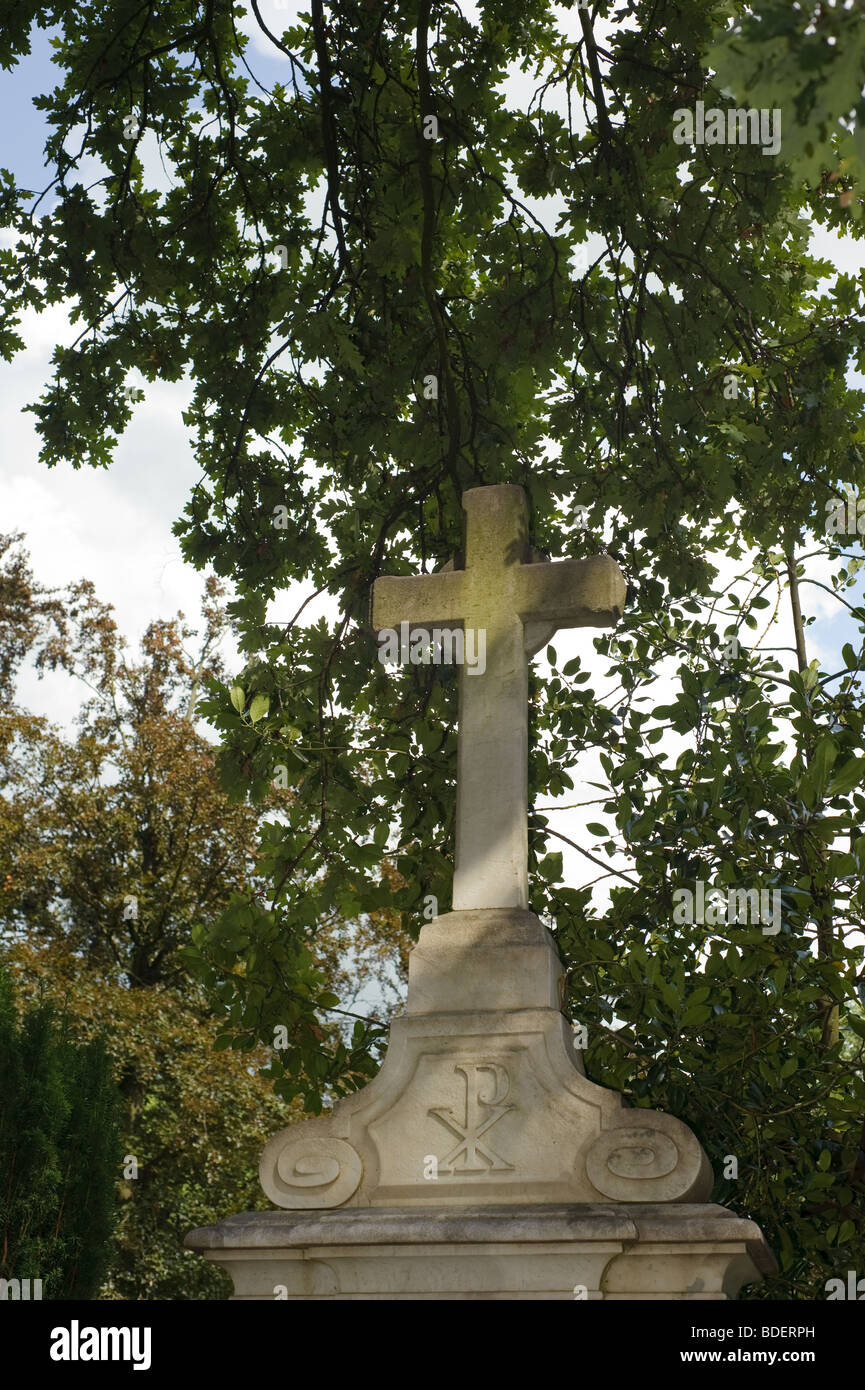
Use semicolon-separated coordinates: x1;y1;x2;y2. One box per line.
537;851;563;882
249;693;270;723
802;663;820;692
828;756;865;797
810;734;838;799
229;685;245;714
418;722;443;754
680;1003;712;1027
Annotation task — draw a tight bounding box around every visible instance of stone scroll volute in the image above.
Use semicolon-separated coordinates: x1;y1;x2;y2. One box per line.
585;1109;713;1203
260;1125;363;1210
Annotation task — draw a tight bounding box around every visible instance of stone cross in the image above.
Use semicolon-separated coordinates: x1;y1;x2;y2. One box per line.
372;484;626;911
192;501;771;1300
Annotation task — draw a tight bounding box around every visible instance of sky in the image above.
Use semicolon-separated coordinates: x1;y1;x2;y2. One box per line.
0;6;308;728
2;4;864;916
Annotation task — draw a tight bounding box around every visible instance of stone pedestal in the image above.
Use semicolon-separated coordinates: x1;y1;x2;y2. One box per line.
187;1204;774;1300
186;910;776;1298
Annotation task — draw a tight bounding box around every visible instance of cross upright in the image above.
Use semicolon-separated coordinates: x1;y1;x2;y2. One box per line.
372;484;625;912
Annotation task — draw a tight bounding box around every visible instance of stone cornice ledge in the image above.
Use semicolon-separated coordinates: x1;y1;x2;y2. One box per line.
186;1202;777;1277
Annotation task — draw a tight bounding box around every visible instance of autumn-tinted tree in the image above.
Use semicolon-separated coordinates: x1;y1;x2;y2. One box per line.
0;537;405;1294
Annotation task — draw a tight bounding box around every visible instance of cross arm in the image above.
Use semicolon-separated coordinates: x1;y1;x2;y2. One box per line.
371;570;467;633
517;554;626;628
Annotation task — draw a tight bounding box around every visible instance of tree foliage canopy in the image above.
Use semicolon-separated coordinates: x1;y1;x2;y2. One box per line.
3;1;865;1296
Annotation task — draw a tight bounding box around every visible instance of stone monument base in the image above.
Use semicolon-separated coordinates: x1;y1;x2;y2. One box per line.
186;1203;775;1300
187;906;776;1301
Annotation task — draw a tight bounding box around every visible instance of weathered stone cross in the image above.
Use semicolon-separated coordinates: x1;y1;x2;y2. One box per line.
372;484;625;911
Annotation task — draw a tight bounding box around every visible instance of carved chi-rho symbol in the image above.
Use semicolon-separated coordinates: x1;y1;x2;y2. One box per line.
372;484;626;911
429;1064;514;1174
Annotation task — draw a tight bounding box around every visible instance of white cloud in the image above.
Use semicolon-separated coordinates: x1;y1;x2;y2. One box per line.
1;301;228;731
237;1;306;62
